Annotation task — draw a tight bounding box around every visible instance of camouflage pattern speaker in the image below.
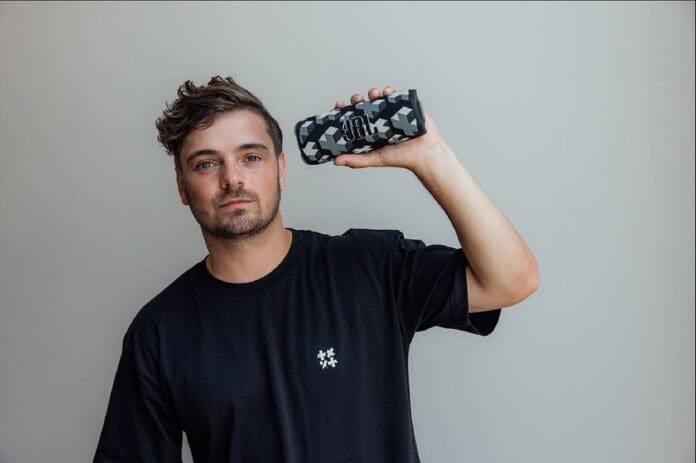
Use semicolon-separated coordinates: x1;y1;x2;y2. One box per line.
294;89;427;165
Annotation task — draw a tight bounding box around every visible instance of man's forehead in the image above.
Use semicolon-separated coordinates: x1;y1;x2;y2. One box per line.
182;109;271;156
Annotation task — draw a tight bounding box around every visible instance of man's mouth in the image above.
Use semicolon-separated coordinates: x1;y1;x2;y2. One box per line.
221;199;252;207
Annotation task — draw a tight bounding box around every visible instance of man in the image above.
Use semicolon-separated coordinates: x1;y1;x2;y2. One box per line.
93;76;539;462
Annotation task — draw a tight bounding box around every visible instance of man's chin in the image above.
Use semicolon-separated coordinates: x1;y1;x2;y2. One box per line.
211;219;267;238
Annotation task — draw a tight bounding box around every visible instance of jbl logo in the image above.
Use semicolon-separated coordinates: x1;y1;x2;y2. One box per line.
342;114;374;141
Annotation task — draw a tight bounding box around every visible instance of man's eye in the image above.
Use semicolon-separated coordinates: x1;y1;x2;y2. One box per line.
196;161;214;170
246;155;261;162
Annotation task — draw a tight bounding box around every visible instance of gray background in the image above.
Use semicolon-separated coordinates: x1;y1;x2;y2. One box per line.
0;1;693;462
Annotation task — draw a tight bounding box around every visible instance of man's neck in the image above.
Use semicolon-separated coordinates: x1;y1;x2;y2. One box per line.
203;223;293;284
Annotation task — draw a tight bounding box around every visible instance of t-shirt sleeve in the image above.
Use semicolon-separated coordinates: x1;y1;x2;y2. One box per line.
93;310;183;462
387;230;502;344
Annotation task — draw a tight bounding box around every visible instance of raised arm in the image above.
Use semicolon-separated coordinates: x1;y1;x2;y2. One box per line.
332;86;539;312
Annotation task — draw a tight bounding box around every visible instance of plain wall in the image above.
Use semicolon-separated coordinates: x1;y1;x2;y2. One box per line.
0;1;693;462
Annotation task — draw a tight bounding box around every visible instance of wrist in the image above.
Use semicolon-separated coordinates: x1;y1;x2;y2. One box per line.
410;139;458;177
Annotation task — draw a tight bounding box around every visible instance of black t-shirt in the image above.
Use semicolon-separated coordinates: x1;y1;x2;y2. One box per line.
93;227;501;462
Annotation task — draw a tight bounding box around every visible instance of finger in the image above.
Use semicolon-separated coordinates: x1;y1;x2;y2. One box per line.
334;152;383;169
383;85;396;96
335;100;345;109
367;87;381;100
350;93;364;105
334;155;360;167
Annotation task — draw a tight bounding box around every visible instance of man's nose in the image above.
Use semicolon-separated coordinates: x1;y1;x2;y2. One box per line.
219;160;245;189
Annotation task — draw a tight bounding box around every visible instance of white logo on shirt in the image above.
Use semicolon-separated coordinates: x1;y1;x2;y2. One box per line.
317;347;338;369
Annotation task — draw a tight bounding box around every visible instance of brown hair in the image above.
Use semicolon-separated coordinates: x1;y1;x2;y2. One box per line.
155;75;283;171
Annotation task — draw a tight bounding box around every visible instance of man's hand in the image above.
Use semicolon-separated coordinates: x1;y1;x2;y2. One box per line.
333;86;446;171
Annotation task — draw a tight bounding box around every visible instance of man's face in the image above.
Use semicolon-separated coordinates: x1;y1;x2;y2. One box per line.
176;109;286;241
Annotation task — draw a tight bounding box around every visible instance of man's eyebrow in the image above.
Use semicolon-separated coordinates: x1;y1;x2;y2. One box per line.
185;143;271;165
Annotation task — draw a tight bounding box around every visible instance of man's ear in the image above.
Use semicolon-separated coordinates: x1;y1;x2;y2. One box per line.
278;151;287;192
175;167;190;206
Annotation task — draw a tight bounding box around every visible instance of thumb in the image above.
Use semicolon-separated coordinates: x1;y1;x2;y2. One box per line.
333;153;381;168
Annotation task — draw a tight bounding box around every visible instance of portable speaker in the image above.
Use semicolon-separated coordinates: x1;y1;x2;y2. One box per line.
294;89;427;165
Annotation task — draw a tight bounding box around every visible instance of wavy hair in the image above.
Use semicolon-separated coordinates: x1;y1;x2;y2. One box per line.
155;75;283;171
